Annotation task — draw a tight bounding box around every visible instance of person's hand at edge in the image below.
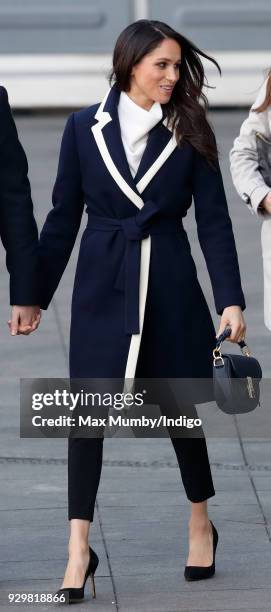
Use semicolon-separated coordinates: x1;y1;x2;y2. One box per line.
7;305;41;335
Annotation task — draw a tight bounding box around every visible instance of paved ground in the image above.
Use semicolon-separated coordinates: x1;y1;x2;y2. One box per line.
0;110;270;611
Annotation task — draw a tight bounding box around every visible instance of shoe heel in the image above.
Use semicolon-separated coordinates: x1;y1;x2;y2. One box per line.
184;520;218;582
89;572;96;598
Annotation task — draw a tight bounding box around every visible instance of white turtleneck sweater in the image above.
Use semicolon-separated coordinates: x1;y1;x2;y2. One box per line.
117;91;163;178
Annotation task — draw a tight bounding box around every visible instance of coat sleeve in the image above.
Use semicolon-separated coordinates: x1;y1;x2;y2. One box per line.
229;77;271;218
0;87;40;305
192;146;246;316
39;112;84;309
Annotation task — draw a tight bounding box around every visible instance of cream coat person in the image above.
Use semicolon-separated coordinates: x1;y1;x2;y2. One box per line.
229;77;271;330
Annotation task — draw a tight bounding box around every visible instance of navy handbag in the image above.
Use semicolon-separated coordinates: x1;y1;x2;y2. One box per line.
213;327;262;414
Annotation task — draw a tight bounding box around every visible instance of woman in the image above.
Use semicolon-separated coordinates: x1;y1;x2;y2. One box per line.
39;20;246;602
230;72;271;330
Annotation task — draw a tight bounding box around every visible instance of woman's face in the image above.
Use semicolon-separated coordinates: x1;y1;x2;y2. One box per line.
128;38;181;110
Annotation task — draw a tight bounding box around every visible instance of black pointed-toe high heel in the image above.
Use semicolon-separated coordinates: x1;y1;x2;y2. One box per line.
55;545;99;604
184;520;218;581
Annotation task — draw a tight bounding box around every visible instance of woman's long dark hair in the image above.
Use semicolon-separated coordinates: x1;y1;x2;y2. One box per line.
108;19;221;166
253;69;271;113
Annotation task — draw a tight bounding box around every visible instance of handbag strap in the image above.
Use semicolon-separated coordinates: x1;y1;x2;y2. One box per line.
216;326;232;346
213;326;251;367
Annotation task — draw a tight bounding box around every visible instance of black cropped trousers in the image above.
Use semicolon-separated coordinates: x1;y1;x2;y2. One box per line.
68;392;215;521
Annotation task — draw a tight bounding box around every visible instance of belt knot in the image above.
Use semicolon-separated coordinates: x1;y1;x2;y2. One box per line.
86;201;182;335
120;199;160;241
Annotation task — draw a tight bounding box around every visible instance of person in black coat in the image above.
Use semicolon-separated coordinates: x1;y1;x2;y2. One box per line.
39;20;247;599
0;86;41;334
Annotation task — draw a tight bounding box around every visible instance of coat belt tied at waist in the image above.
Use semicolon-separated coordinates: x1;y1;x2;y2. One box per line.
86;200;183;335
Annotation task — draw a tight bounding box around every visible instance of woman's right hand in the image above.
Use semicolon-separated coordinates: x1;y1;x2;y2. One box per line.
261;192;271;214
7;305;41;335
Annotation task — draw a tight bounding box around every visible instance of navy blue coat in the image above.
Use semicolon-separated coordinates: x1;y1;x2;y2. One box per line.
39;82;245;395
0;86;39;305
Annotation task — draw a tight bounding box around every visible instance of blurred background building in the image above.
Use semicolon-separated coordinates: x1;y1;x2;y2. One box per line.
0;0;271;108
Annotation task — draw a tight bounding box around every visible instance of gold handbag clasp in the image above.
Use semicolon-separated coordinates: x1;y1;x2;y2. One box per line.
240;343;251;357
213;344;224;367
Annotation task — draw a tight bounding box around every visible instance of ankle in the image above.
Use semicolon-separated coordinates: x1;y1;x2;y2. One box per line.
68;539;89;555
188;516;210;531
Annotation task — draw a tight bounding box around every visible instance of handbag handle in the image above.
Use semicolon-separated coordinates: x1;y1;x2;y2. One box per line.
213;326;251;367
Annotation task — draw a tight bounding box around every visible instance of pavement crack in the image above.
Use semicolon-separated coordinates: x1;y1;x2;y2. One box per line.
233;414;271;543
95;498;119;611
1;456;271;471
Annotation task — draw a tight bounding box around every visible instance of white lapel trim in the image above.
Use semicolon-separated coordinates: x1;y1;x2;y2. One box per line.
91;88;178;206
136;129;177;193
91;88;178;386
91;120;143;209
124;236;151;383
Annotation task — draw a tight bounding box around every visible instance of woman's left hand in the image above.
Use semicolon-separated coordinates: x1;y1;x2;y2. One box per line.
216;305;246;343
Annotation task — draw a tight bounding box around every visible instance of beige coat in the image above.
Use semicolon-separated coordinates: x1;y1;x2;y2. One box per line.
230;76;271;331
